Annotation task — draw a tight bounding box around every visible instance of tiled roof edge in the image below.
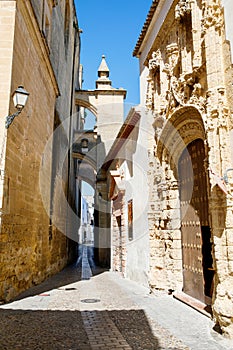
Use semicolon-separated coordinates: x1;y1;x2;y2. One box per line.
133;0;160;57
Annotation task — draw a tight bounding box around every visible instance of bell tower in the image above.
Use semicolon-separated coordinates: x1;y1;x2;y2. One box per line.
94;55;127;156
74;55;127;267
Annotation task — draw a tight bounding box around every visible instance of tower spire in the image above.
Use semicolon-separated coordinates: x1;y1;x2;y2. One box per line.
96;55;112;89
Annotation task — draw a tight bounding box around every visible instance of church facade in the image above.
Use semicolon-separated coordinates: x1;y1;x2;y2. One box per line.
132;0;233;338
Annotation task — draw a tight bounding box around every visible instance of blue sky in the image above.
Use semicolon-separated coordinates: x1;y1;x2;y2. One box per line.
74;0;152;106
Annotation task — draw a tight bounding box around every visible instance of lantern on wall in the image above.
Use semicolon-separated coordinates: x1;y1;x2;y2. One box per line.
81;138;88;153
5;86;30;128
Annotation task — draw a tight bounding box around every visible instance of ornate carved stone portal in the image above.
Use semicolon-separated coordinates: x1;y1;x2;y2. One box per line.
143;0;233;338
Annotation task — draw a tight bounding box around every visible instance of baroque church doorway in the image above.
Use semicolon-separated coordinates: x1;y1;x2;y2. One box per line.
178;138;214;304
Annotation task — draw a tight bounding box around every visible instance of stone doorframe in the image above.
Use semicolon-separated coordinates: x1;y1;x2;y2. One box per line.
151;105;212;292
153;102;233;335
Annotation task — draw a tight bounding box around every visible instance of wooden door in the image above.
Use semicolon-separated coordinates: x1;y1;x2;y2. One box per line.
179;139;213;302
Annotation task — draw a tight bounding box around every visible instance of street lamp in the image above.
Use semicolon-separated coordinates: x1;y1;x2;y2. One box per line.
81;138;89;153
5;86;29;129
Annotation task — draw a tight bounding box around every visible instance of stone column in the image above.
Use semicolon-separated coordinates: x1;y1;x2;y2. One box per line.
203;0;233;336
175;0;193;74
191;0;202;68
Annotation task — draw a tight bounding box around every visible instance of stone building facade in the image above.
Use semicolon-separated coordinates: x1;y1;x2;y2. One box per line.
103;106;153;286
132;0;233;338
74;55;126;266
0;0;81;302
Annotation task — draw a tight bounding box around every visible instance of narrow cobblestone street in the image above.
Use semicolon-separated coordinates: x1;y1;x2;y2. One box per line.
0;245;232;350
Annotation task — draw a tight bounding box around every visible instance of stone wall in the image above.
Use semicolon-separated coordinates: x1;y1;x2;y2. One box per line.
111;191;127;275
49;0;81;250
0;0;80;301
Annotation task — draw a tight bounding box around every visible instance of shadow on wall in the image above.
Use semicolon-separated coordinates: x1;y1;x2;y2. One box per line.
211;185;227;240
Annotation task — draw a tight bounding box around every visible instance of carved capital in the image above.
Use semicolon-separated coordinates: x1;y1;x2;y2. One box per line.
162;44;179;81
175;0;192;20
148;50;162;72
153;115;166;141
166;44;179;62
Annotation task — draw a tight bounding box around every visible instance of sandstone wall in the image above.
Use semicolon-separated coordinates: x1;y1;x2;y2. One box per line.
0;0;80;301
0;1;16;213
49;0;81;250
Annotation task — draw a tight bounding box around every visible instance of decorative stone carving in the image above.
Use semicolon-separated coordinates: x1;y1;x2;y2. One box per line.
165;43;179;76
149;50;161;72
179;121;203;136
175;0;192;20
189;83;206;112
164;66;206;115
143;0;233;337
201;0;224;35
206;87;231;129
146;75;154;110
147;44;207;116
146;50;162;110
153;115;166;141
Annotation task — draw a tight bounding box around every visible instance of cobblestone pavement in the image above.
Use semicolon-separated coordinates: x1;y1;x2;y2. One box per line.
0;245;232;350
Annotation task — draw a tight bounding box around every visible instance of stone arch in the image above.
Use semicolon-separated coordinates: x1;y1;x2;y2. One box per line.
156;105;214;304
75;94;97;117
157;106;206;173
73;153;97;189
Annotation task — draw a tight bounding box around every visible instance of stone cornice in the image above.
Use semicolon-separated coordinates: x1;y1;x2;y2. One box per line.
76;89;127;99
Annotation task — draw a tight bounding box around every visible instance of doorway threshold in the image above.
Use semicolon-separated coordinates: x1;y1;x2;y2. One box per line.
173;291;212;318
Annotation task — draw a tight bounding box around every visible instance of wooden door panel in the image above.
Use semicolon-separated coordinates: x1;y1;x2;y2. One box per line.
179;139;212;302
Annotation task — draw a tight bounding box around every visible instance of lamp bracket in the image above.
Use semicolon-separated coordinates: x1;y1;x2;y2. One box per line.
5;110;21;129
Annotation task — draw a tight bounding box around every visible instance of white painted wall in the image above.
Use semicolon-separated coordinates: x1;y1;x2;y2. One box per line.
138;0;173;65
139;65;149;106
117;107;154;286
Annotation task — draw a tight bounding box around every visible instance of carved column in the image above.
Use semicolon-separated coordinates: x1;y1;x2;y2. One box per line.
146;50;162;111
203;0;233;336
190;0;202;68
175;0;193;74
202;0;225;88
